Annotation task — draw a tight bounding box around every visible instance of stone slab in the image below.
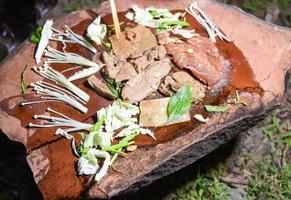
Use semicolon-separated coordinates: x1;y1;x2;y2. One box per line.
0;0;290;199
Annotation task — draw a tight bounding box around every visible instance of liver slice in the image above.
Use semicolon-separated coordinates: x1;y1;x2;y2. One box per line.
0;0;290;199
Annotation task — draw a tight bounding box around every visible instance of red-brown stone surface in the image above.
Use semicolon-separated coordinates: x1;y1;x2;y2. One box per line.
0;0;290;199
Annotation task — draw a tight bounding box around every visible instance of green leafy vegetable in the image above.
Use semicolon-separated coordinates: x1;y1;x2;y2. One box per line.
21;64;29;93
30;26;43;44
104;77;121;97
161;20;190;27
91;114;105;132
167;85;192;122
205;105;228;112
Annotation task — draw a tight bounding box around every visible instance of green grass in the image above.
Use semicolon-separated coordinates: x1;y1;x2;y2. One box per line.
168;114;290;200
244;115;291;200
169;172;230;200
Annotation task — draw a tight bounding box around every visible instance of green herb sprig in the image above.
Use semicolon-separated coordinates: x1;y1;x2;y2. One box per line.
104;77;121;97
167;85;192;122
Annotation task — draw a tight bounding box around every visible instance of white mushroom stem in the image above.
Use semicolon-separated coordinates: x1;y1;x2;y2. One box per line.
51;26;97;53
35;20;53;64
45;46;99;68
22;81;88;113
33;65;89;102
68;64;103;81
186;2;231;42
29;107;92;132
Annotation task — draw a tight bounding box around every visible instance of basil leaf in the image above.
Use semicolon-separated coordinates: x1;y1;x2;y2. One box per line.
167;85;192;122
205;105;228;112
30;26;43;44
20;64;29;93
104;77;121;97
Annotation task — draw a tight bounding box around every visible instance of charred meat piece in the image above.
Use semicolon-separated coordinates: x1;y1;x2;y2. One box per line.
122;58;172;103
159;33;230;86
159;71;206;101
109;25;157;59
87;75;116;100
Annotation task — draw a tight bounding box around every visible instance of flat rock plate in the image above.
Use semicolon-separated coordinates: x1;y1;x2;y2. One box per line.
0;0;290;199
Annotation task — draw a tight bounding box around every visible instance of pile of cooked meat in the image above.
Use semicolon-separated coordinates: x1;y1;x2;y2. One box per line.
88;24;231;105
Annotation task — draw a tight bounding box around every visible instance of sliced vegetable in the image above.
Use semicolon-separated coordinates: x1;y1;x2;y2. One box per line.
55;128;80;156
20;64;28;93
86;16;107;45
114;124;155;140
167;85;192;122
35;20;53;64
205;105;228;112
169;25;197;38
125;5;182;28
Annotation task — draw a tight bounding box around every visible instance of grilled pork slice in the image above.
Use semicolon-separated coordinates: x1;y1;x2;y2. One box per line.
139;97;191;127
121;58;172;103
102;52;137;82
130;45;167;72
159;71;206;101
109;25;157;59
159;33;230;86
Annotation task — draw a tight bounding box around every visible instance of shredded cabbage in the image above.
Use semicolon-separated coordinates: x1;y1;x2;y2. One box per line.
125;5;182;28
115;124;155;140
86;16;107;45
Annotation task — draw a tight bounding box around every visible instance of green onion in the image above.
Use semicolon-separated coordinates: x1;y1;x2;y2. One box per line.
205;105;228;112
20;64;28;93
161;20;190;27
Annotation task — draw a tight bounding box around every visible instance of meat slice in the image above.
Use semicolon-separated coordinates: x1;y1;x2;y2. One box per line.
102;52;137;82
139;97;191;127
130;45;167;72
87;75;116;100
160;33;230;86
109;25;157;59
159;71;206;102
121;58;172;103
114;62;137;82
